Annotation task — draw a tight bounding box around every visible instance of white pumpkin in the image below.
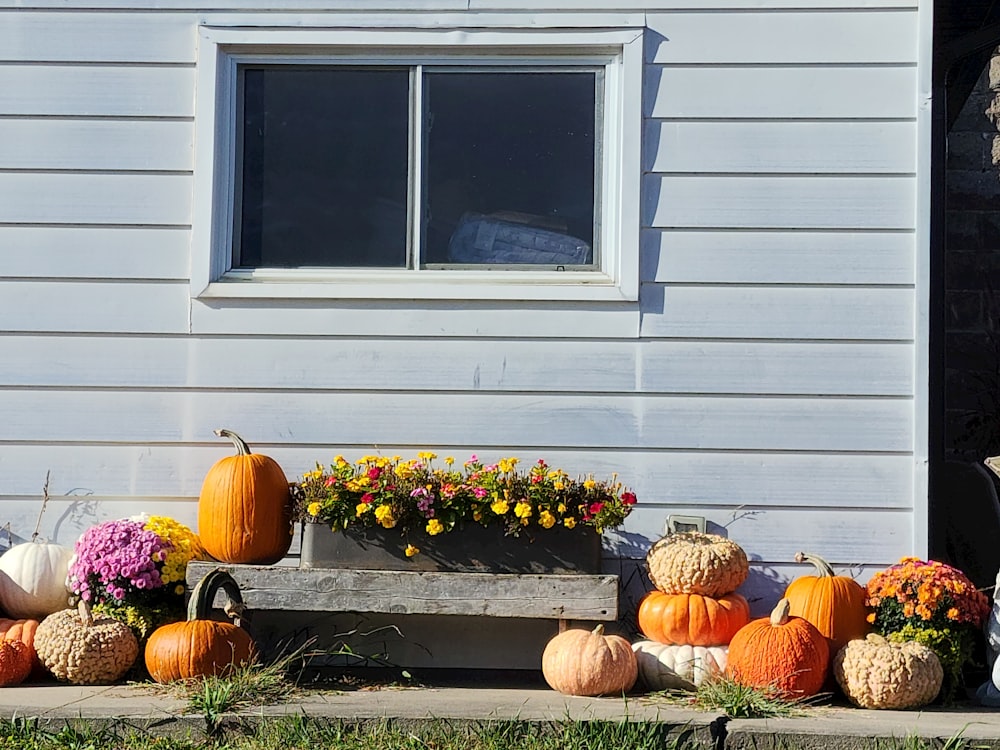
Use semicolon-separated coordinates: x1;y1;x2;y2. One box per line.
0;542;73;619
632;640;727;691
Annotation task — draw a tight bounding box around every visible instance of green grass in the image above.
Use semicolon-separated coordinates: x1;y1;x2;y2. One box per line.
643;676;826;719
0;716;989;750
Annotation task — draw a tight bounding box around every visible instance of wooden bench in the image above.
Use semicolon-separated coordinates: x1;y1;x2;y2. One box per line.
186;561;619;631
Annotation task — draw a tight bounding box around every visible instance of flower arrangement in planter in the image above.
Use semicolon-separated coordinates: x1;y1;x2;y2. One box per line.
294;453;637;571
865;557;990;702
66;516;206;641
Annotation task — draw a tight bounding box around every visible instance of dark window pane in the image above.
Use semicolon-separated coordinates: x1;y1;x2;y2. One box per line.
423;71;596;267
236;67;409;268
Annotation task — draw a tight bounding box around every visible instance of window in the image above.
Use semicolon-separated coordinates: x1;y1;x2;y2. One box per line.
192;26;642;301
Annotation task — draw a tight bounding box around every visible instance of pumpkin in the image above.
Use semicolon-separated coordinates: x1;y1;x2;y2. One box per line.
637;590;750;646
834;633;943;709
783;552;870;655
0;640;32;687
542;624;637;697
34;601;138;685
144;568;257;683
632;640;727;691
645;532;748;597
198;429;292;565
0;541;73;619
726;598;830;698
0;617;41;677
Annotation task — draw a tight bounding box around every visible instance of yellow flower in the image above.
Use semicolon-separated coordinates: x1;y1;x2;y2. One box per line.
520;518;530;526
356;503;370;517
491;499;509;515
557;503;566;514
405;544;420;557
553;481;565;491
563;517;576;529
307;502;323;517
426;519;444;536
445;456;455;466
538;511;556;529
473;510;483;522
175;585;186;596
946;607;960;620
583;478;596;489
514;502;532;519
418;451;438;461
374;505;396;528
498;457;519;473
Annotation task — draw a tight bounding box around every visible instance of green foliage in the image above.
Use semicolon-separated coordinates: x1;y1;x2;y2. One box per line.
686;676;818;719
93;600;185;644
887;625;977;704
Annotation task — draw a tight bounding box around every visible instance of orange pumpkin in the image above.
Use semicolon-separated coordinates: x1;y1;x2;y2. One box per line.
0;640;32;686
726;598;830;697
198;429;292;565
144;569;257;683
638;591;750;646
783;551;870;655
541;624;637;697
0;617;41;678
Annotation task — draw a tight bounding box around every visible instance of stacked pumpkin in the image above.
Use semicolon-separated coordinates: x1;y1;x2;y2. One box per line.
633;532;751;691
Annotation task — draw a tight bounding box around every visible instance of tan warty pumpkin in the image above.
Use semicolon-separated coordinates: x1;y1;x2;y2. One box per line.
646;531;748;597
198;429;292;565
542;624;637;697
834;633;943;709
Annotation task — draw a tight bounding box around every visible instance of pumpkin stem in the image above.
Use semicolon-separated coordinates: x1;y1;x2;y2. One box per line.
794;552;836;578
78;599;93;628
770;598;792;627
215;429;252;456
31;470;52;543
591;624;606;637
189;569;248;627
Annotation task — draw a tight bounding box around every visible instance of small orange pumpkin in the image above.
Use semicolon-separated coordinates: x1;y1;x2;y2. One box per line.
0;640;32;686
783;552;870;655
198;429;292;565
638;591;750;646
726;598;830;697
0;617;41;678
144;569;257;683
542;624;637;696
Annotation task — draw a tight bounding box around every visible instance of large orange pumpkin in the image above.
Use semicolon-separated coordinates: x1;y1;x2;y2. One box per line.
783;551;870;655
198;429;292;565
144;569;257;683
726;598;830;697
638;591;750;646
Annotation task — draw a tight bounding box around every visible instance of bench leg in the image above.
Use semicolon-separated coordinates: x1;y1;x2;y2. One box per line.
559;619;568;633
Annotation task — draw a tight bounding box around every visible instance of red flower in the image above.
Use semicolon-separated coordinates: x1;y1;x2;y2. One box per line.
367;467;382;480
589;502;604;516
361;493;374;504
622;492;637;506
324;476;338;487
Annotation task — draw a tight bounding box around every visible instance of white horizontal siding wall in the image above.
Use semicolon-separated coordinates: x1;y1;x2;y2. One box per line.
0;3;924;625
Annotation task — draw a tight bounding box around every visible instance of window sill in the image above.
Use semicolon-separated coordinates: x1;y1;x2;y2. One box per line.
198;269;637;302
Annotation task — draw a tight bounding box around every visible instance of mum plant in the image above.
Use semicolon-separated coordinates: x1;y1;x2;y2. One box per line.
866;557;990;701
295;453;637;555
66;516;206;640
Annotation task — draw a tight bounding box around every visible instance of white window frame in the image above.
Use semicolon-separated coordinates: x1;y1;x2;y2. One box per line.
191;24;643;302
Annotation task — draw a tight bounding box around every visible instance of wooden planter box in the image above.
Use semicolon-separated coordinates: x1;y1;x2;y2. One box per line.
299;521;603;574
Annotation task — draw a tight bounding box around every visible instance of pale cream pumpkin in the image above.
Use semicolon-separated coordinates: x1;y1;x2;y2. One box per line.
632;640;727;691
542;625;637;697
0;542;73;620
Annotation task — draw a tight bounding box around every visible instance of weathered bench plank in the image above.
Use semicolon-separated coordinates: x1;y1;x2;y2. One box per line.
187;561;618;621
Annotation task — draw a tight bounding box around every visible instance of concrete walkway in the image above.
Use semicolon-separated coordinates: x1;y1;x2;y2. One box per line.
4;683;1000;748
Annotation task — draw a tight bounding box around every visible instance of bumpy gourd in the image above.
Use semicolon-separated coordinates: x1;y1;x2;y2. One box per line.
637;591;750;646
834;633;943;709
646;532;748;597
542;625;637;697
632;641;727;691
34;601;138;685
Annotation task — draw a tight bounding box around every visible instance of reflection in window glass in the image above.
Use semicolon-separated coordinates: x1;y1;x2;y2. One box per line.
236;67;410;268
423;72;597;268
